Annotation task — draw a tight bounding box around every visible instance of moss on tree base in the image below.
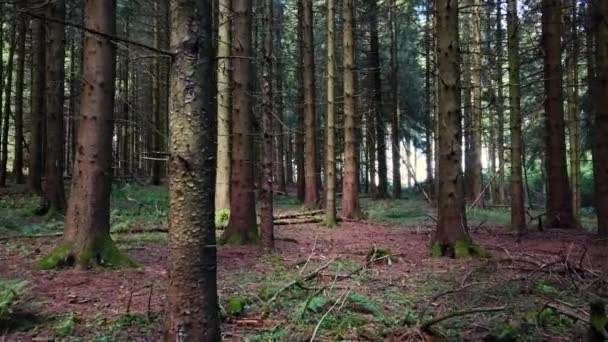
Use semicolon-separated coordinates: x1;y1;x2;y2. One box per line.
39;236;138;270
324;218;338;228
219;230;259;246
431;240;489;258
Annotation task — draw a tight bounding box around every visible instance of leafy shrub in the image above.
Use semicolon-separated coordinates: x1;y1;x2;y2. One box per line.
0;280;27;325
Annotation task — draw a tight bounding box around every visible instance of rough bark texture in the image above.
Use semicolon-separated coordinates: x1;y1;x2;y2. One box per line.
221;0;258;244
296;0;305;202
274;3;286;194
495;0;505;205
433;0;472;257
302;0;319;208
164;0;221;339
390;0;401;199
593;0;608;236
41;0;134;270
507;0;526;234
13;8;26;184
341;0;361;220
28;19;45;193
470;0;484;208
425;0;434;191
0;24;15;187
542;0;574;228
215;0;231;210
42;0;67;211
370;0;387;198
325;0;337;226
260;0;274;251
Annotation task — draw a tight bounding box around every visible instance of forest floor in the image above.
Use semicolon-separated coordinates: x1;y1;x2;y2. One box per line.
0;185;606;341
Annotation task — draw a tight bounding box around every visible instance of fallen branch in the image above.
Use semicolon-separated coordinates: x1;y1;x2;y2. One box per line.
421;306;505;329
274;210;325;220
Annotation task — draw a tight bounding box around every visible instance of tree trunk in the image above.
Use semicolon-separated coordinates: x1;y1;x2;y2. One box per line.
325;0;337;226
0;24;16;187
41;0;134;270
592;0;608;236
462;3;473;201
28;18;45;193
390;0;401;199
496;0;505;205
13;7;26;184
164;0;221;339
151;0;169;185
260;0;274;251
41;0;67;211
296;0;305;202
341;0;361;220
470;0;484;208
302;0;319;208
542;0;574;228
433;0;472;257
274;3;286;194
215;0;231;210
120;19;130;178
507;0;526;234
565;0;581;224
221;0;257;245
425;0;434;194
370;0;387;198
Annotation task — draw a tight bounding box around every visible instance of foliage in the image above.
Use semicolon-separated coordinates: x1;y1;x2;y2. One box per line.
215;209;230;229
54;312;76;337
0;280;27;325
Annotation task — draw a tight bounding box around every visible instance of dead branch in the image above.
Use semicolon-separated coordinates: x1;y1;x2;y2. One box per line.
421;306;505;329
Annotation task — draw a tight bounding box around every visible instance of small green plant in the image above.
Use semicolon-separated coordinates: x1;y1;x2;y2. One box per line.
0;279;27;324
54;312;77;337
226;296;247;316
215;209;231;229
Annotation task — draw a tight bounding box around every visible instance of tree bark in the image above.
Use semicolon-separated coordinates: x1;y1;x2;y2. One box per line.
296;0;305;202
325;0;337;226
507;0;526;234
151;0;169;185
542;0;574;228
470;0;484;208
302;0;319;208
274;3;287;194
13;6;27;184
370;0;387;198
28;18;45;193
164;0;221;339
592;0;608;236
495;0;505;205
42;0;134;270
215;0;231;210
41;0;67;211
221;0;257;244
390;0;401;199
0;23;16;187
433;0;471;256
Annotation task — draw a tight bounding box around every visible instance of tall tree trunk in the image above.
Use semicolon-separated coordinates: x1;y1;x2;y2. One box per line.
390;0;401;199
120;18;130;178
41;0;134;270
0;24;16;187
341;0;361;220
165;0;221;339
302;0;319;208
433;0;472;256
13;7;26;184
260;0;274;251
296;0;305;202
370;0;387;198
325;0;337;226
495;0;505;205
565;0;581;224
221;0;257;244
151;0;169;185
542;0;574;228
0;2;4;187
41;0;67;211
470;0;484;208
274;3;287;194
425;0;434;194
592;0;608;236
215;0;231;210
507;0;526;234
28;18;45;193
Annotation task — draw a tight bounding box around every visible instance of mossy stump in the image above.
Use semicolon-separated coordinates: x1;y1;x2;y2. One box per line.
431;240;490;259
39;236;137;270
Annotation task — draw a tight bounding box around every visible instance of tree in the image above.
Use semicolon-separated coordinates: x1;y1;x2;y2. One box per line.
370;0;387;198
592;0;608;236
216;0;231;211
13;6;27;184
40;0;134;269
495;0;505;205
28;18;45;193
164;0;221;338
0;23;15;187
221;0;257;244
470;0;484;208
542;0;574;228
296;0;305;202
41;0;67;212
260;0;274;251
151;0;169;185
325;0;337;226
433;0;472;257
302;0;319;208
341;0;361;220
507;0;526;234
390;0;401;199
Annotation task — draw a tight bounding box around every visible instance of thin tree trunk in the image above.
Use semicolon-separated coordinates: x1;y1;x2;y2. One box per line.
507;0;526;234
496;0;505;205
390;0;401;199
274;3;286;194
0;24;16;187
28;18;45;193
260;0;274;251
151;0;169;185
542;0;574;228
215;0;231;210
120;18;130;178
13;6;27;184
165;0;221;339
296;0;305;202
325;0;337;226
470;0;484;208
221;0;257;244
370;0;387;198
433;0;471;256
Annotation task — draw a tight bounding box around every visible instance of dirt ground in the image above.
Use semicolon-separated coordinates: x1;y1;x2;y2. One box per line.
1;220;606;341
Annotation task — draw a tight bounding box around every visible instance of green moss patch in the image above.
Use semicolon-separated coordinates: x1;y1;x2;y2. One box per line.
39;236;137;270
